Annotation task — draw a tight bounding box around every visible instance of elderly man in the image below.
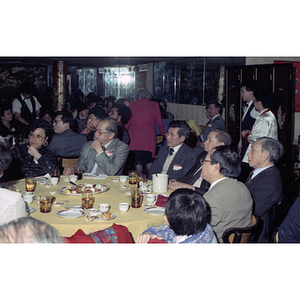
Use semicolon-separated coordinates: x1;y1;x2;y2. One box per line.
245;137;284;242
168;129;231;194
64;117;129;176
48;111;87;157
198;101;225;149
201;146;253;243
148;121;198;180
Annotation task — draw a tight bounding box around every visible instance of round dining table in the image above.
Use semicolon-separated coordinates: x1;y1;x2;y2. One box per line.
9;175;168;242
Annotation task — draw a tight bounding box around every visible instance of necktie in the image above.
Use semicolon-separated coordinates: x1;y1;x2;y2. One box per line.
169;148;174;156
248;170;254;181
102;146;106;151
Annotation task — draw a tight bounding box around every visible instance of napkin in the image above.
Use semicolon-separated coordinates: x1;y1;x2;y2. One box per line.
155;195;169;207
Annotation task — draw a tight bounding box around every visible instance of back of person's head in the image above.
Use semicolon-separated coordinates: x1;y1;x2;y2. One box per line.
39;106;54;120
93;95;105;108
255;88;278;110
209;101;223;115
169;120;191;139
116;98;130;106
210;145;241;178
30;119;52;138
89;106;107;120
257;137;284;164
0;217;63;243
0;141;12;174
113;103;132;124
137;88;152;100
55;111;73;124
101;117;119;137
165;189;209;236
212;129;232;146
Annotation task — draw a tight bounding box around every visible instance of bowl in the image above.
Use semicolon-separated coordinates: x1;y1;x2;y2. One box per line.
119;202;129;212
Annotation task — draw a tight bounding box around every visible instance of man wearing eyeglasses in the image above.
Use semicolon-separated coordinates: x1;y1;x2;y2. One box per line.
200;146;253;243
148;121;198;180
64;117;129;176
48;111;87;157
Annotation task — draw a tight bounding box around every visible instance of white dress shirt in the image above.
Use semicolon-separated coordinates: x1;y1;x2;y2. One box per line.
161;144;182;174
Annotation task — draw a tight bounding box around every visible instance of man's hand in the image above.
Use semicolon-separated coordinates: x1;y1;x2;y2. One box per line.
91;139;103;154
63;167;74;176
136;232;163;243
168;179;195;191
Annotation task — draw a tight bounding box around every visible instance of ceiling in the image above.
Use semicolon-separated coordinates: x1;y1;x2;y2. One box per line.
0;56;190;68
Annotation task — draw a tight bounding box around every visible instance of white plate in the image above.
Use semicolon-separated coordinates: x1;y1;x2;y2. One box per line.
143;207;165;215
27;206;36;214
58;184;109;196
89;213;116;221
35;177;47;182
56;209;85;218
83;173;98;178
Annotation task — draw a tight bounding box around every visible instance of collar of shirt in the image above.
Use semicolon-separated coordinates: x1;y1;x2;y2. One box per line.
209;177;227;190
251;165;273;179
259;108;269;116
211;114;220;121
170;143;182;155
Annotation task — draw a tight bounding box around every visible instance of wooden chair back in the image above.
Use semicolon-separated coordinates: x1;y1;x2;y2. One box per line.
57;156;79;169
222;213;260;243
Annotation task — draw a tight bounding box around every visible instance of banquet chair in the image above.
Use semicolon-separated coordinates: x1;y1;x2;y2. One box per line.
222;212;260;243
57;155;79;170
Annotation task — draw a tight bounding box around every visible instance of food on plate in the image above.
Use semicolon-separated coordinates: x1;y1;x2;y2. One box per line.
62;183;107;194
103;212;111;219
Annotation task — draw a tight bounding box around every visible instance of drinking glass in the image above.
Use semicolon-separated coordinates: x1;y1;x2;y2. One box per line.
81;193;95;209
25;177;36;192
131;188;142;208
75;166;83;180
40;196;52;213
128;170;137;185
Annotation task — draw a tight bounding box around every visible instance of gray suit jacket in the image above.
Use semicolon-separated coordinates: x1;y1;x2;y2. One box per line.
200;115;225;142
76;138;129;176
49;129;87;157
203;177;253;243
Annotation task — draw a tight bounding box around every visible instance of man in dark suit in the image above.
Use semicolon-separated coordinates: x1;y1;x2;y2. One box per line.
198;101;225;149
148;121;197;180
245;137;284;242
237;81;260;182
168;129;232;195
49;111;87;157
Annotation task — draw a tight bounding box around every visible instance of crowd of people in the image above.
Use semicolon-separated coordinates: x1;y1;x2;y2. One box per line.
0;80;298;244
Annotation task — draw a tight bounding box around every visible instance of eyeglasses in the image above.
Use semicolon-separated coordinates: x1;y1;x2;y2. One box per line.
200;158;212;165
28;133;46;140
53;120;63;124
95;130;109;135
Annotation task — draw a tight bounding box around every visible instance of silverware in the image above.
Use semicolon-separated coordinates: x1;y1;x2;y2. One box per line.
70;181;77;187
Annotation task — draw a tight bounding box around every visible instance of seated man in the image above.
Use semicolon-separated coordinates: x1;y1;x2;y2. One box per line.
168;129;231;194
0;140;27;225
245;137;284;242
136;188;217;243
148;121;198;180
201;145;253;243
64;117;129;176
108;103;131;144
49;111;87;157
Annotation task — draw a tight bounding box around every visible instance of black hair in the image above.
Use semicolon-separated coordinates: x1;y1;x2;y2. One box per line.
169;121;191;139
255;88;278;110
241;80;262;96
113;104;132;124
30;119;52;138
76;102;89;113
165;189;209;236
210;145;241;178
0;141;12;173
0;102;12;117
54;111;73;124
209;101;223;115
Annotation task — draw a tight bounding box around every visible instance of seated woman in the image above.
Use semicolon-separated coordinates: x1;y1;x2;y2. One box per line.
10;119;60;179
0;103;19;139
136;188;217;243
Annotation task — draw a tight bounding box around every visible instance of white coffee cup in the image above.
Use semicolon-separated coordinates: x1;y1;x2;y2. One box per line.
119;176;127;183
119;202;129;212
23;193;34;204
146;194;156;203
152;174;169;193
69;175;78;182
99;203;110;213
50;177;59;185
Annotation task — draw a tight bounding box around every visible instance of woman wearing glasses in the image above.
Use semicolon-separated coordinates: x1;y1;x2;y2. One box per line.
10;119;59;179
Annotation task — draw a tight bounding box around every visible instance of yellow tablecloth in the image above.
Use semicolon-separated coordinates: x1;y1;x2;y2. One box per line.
11;176;167;242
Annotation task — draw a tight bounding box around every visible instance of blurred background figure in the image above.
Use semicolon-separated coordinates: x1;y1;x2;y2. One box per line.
116;97;130;107
74;102;89;133
0;217;63;243
0;102;19;139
